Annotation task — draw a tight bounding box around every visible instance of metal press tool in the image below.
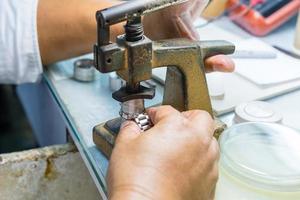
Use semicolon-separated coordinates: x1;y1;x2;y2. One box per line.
92;0;235;157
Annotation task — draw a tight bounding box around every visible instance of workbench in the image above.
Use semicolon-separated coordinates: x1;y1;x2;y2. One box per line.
17;16;300;199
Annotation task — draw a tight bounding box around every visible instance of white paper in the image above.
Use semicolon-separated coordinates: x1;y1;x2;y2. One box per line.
234;39;300;87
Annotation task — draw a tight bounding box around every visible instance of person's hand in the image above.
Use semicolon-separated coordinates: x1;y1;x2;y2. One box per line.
144;0;234;73
107;106;219;200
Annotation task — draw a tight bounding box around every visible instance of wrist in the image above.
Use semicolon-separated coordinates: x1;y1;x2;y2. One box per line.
109;185;155;200
109;184;181;200
108;166;182;200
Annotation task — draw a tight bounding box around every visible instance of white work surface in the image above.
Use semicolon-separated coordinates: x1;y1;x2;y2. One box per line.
153;17;300;115
36;17;300;199
208;17;300;128
210;17;300;115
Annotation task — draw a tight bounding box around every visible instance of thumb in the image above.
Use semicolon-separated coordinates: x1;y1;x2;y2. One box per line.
115;120;141;145
191;0;210;19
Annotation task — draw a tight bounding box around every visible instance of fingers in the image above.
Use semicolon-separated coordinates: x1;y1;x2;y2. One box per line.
147;105;181;125
208;150;219;200
204;55;235;73
182;110;214;138
117;106;181;145
115;120;141;145
117;106;215;144
173;0;209;39
207;138;220;200
190;0;210;19
172;13;200;40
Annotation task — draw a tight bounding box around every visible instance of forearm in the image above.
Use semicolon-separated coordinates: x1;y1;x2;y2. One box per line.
37;0;123;65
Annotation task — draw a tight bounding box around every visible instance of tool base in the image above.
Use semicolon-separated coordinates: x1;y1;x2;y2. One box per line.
93;117;122;158
93;118;227;158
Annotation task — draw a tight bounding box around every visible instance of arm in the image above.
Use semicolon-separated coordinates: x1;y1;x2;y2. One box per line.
38;0;234;72
37;0;122;65
0;0;233;84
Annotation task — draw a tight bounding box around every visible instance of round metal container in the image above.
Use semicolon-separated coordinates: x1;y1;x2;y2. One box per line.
73;59;95;82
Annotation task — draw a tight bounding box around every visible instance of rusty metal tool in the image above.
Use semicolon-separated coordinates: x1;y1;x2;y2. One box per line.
93;0;235;158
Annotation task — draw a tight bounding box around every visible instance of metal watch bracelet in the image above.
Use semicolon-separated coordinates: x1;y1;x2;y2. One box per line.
134;113;152;132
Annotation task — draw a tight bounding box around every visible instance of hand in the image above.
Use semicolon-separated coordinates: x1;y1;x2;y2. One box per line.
107;106;219;200
144;0;234;73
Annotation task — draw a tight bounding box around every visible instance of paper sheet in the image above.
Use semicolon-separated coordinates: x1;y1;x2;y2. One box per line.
196;20;300;87
234;39;300;87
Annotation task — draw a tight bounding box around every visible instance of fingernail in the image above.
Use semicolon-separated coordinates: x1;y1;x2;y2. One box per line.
146;107;156;114
120;120;142;135
213;64;230;72
212;65;221;72
221;57;235;71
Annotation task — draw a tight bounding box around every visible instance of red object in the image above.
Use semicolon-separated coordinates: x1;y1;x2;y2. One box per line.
227;0;300;36
250;0;265;7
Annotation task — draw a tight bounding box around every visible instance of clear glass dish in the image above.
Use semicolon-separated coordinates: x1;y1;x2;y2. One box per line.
216;122;300;200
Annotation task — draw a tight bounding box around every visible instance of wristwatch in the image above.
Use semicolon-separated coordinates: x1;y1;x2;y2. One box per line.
120;99;153;132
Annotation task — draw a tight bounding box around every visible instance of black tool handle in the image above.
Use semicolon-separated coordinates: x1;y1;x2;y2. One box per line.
96;0;186;45
96;0;186;27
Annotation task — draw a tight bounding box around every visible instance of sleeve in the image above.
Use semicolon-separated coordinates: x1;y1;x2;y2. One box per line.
0;0;43;84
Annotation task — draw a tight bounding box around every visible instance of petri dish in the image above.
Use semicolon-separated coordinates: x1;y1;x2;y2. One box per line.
219;122;300;192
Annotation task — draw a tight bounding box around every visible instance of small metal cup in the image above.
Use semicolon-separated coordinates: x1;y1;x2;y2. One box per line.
73;59;95;82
